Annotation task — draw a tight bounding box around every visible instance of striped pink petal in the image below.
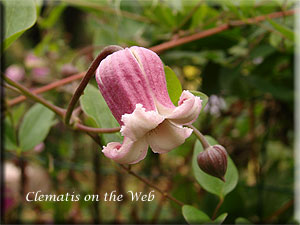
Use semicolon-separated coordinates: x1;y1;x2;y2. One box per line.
96;48;156;124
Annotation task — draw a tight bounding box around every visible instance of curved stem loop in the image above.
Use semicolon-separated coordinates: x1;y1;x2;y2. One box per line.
64;45;124;125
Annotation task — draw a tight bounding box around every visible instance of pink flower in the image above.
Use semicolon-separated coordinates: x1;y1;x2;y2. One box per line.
61;63;78;76
33;142;45;153
5;65;25;82
32;67;50;78
25;52;45;68
96;46;202;164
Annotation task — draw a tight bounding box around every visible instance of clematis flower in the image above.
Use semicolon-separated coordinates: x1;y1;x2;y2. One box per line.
96;46;202;164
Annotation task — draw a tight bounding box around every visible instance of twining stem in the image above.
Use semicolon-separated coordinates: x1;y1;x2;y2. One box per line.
8;72;86;106
150;8;297;54
75;123;120;133
188;125;210;149
4;76;66;117
65;45;123;125
4;75;120;134
119;164;185;206
212;197;224;220
264;199;294;223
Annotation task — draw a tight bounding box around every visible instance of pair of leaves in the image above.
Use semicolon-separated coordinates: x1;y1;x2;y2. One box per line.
182;205;227;224
5;103;55;152
2;0;37;50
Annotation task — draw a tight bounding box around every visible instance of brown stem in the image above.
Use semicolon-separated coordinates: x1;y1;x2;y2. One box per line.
212;197;224;220
264;199;294;223
119;164;185;206
150;8;297;54
4;83;22;94
8;72;86;107
75;123;120;133
65;45;123;125
5;75;120;134
4;76;66;118
188;125;210;149
150;24;229;54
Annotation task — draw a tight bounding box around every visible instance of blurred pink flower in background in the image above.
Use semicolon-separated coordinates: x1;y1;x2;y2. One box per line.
4;188;15;212
32;67;50;78
61;63;79;76
25;52;45;68
33;142;45;153
25;52;50;82
5;65;25;82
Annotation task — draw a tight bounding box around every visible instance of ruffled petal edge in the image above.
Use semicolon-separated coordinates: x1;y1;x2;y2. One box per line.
167;90;202;125
102;137;148;164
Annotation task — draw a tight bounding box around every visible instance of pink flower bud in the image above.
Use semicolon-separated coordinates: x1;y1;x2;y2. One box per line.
197;145;228;182
96;46;202;164
5;65;25;82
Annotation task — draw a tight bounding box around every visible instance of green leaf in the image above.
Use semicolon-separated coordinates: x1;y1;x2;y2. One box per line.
18;103;55;151
39;3;67;29
190;90;209;109
246;76;293;102
182;205;228;224
267;19;294;41
192;136;238;198
235;217;253;224
2;0;37;49
214;213;228;224
80;84;121;144
11;103;26;125
4;118;18;151
269;32;282;48
164;66;182;105
182;205;211;224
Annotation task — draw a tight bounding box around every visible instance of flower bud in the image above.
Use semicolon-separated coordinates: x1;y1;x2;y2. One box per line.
197;145;228;182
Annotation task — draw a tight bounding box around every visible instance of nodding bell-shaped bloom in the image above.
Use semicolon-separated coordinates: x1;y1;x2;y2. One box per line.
96;46;202;164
